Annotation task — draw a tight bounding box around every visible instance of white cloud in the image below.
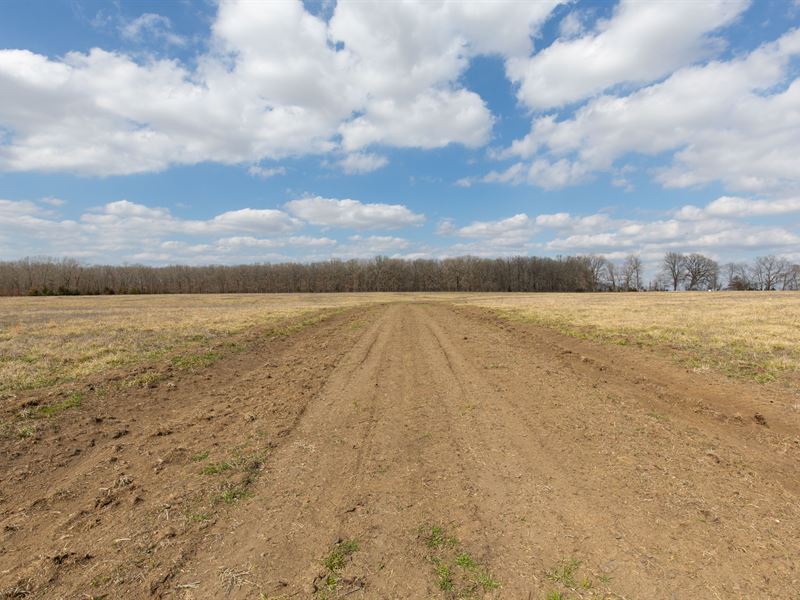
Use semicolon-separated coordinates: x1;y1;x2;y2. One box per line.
441;195;800;263
204;208;302;234
2;193;799;266
345;235;410;253
120;13;186;47
0;198;49;218
215;235;336;249
676;196;800;220
457;213;531;238
284;196;424;230
558;11;585;39
0;0;561;176
247;165;287;179
500;28;800;196
436;219;456;235
339;89;493;151
73;201;302;237
507;0;748;109
334;152;389;174
0;196;424;263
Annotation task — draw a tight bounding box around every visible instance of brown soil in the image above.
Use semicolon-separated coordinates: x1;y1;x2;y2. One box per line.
1;302;798;599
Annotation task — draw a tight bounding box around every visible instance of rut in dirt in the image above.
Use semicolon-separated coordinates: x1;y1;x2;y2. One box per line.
181;302;800;599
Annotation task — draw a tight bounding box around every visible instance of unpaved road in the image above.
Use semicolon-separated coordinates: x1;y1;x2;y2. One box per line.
1;302;799;599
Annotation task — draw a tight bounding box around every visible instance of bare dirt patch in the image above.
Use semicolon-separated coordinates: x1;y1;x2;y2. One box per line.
2;300;799;599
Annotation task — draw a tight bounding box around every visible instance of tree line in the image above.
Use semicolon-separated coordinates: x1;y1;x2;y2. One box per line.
657;252;799;291
0;254;796;296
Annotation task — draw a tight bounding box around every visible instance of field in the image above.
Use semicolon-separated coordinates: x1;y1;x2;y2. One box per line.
1;293;799;599
0;294;402;395
460;291;800;387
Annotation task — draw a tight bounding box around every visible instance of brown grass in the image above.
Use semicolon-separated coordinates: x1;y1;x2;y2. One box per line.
460;291;800;388
0;293;397;395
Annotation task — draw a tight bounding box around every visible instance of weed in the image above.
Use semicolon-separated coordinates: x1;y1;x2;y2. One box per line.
455;553;476;569
323;539;359;572
217;485;254;505
546;592;566;600
315;539;360;598
172;351;221;371
190;513;209;522
191;451;209;462
35;392;82;418
424;525;458;549
435;563;453;591
546;558;581;588
123;371;163;388
202;461;232;475
421;524;499;596
476;570;500;591
17;424;36;438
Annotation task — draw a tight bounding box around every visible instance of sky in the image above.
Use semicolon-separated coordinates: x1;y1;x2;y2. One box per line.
1;0;799;270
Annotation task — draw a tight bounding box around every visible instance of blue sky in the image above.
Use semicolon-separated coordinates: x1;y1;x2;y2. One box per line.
1;0;799;270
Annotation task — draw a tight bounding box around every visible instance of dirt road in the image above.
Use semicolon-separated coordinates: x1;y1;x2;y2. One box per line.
1;302;799;599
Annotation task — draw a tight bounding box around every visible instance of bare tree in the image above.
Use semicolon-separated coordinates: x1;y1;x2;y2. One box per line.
604;261;619;292
724;262;752;290
683;253;718;291
662;252;685;291
586;255;608;291
753;255;788;290
623;254;643;291
1;253;795;297
783;264;800;291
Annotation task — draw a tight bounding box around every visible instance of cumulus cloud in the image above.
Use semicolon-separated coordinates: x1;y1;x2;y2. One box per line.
0;196;425;263
507;0;748;109
120;13;186;46
334;152;389;175
676;196;800;220
284;196;424;230
247;165;287;179
457;213;531;238
0;0;560;176
440;195;800;262
500;28;800;195
344;235;410;254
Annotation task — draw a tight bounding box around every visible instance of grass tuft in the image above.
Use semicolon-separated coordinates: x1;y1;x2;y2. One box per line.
217;485;254;505
202;461;232;475
420;524;499;596
546;558;581;588
35;392;82;418
323;539;359;572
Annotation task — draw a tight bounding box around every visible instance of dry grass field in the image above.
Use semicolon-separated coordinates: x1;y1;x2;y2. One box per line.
4;291;797;397
1;292;799;599
461;291;800;389
0;293;403;396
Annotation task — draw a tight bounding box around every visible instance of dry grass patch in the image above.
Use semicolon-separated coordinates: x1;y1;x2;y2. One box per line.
463;291;800;389
0;293;395;395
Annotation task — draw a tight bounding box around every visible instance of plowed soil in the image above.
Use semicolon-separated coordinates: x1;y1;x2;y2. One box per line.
1;302;799;599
